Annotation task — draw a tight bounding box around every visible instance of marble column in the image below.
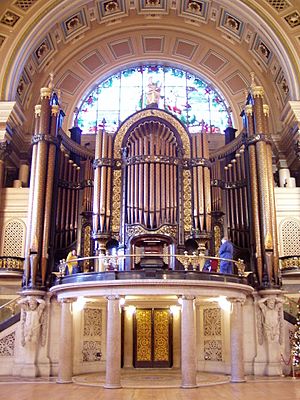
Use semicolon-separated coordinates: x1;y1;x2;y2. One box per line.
57;298;74;384
181;295;197;388
104;296;121;389
230;298;245;382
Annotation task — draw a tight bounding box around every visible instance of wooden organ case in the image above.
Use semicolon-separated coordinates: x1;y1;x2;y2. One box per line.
99;108;213;270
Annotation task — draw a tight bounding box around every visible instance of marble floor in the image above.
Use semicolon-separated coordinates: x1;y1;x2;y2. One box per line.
0;371;300;400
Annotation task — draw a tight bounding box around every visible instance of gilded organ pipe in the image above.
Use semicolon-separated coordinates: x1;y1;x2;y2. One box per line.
264;105;279;284
60;153;69;247
138;134;144;223
41;105;59;284
235;153;244;247
202;132;211;232
92;129;102;234
24;84;61;288
65;159;73;243
106;134;113;231
155;134;161;227
149;130;155;228
143;134;149;226
99;130;108;232
245;104;263;285
191;135;199;230
25;105;40;256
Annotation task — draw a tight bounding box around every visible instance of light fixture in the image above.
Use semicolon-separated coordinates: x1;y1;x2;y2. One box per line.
119;297;126;306
170;305;180;316
218;296;231;312
126;305;136;315
73;296;86;311
178;297;183;305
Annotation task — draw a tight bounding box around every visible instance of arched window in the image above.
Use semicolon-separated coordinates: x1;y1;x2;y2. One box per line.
77;65;231;134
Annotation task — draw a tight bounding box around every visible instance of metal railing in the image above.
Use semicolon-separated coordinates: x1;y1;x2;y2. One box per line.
283;296;299;320
55;253;249;277
0;256;24;272
280;255;300;271
0;296;21;326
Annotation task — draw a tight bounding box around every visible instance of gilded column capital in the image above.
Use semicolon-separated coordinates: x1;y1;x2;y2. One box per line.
263;104;270;117
35;105;41;117
252;86;264;98
245;104;253;116
40;87;52;99
51;104;60;116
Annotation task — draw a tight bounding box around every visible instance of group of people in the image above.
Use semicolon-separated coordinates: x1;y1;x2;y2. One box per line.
64;237;234;275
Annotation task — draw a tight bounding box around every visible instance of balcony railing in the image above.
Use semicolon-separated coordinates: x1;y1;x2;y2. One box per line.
53;253;251;286
0;256;24;275
0;296;21;329
280;256;300;271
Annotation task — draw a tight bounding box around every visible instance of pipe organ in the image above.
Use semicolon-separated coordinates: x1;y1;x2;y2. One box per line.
55;150;81;250
124;121;179;229
22;80;280;290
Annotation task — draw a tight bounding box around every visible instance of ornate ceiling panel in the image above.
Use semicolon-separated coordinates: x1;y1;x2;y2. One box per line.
0;0;299;136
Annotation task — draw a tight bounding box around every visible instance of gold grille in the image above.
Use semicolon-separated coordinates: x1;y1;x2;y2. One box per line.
136;309;152;362
154;310;169;362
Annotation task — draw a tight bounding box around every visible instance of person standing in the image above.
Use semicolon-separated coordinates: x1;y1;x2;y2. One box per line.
66;249;80;274
219;237;233;274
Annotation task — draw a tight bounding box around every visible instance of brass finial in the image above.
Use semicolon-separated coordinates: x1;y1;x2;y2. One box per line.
34;104;41;117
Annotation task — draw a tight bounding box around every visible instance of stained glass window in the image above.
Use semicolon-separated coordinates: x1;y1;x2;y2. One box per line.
77;65;232;134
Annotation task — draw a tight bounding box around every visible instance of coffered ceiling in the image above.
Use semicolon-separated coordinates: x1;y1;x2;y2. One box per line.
0;0;299;135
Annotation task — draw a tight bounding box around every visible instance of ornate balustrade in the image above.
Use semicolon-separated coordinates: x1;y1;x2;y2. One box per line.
53;253;250;286
0;256;24;274
280;256;300;271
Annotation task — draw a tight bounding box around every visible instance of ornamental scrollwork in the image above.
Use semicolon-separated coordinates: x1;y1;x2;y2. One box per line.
111;169;121;232
183;169;192;231
126;224;177;238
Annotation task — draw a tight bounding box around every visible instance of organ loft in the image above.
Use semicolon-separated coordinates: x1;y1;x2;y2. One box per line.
19;72;280;291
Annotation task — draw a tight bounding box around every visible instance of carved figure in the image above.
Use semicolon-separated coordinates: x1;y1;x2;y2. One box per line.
257;296;284;344
19;296;45;346
146;77;161;106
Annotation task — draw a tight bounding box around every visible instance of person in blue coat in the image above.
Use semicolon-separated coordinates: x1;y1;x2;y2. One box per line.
219;237;233;274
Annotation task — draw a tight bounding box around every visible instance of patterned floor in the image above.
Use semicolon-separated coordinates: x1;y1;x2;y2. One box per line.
73;369;231;388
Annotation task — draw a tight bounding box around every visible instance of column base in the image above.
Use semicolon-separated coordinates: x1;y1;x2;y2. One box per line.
231;377;246;383
56;379;73;384
103;383;122;389
181;383;198;389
